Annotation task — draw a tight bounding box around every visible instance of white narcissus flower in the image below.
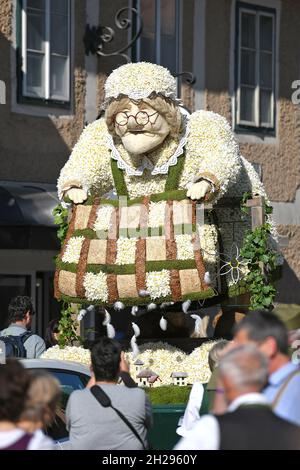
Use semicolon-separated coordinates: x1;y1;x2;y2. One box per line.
41;346;91;365
104;62;178;105
116;237;137;265
175;234;194;260
62;236;85;263
148;201;167;227
83;272;108;301
93;205;114;232
125;341;187;386
42;341;221;387
126;341;224;386
146;270;171;300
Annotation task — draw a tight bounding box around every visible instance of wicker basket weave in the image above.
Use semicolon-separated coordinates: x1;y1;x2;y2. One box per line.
54;191;219;307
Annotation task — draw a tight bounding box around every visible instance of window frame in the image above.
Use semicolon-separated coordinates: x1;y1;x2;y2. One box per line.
16;0;71;108
235;2;276;134
131;0;182;76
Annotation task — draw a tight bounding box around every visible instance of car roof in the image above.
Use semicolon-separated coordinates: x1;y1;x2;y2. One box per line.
20;358;91;376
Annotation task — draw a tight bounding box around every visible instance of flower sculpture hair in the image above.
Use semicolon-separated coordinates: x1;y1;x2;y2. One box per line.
103;62;180;107
105;95;182;138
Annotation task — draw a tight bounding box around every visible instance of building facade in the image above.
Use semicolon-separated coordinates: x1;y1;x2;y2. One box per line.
0;0;299;333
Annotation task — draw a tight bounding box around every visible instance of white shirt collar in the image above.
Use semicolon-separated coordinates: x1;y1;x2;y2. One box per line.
228;393;269;412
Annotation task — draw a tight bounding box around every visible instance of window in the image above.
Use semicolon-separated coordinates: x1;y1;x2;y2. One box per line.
235;3;275;131
0;275;32;329
0;80;5;104
132;0;181;75
18;0;70;105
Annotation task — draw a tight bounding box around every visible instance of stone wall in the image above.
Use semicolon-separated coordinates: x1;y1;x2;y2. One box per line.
202;0;300;302
0;0;87;184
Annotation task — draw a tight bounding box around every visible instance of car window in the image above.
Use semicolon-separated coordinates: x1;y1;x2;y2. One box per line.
50;370;89;410
29;368;90;442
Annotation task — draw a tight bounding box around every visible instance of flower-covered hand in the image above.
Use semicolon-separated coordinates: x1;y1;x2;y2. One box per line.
66;188;88;204
187;180;211;200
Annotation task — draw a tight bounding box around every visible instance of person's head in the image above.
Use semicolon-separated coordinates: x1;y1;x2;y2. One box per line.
208;339;230;372
45;319;60;348
90;337;122;382
104;62;182;155
0;360;31;424
7;295;35;328
219;344;269;405
105;96;181;155
19;370;61;431
233;311;289;370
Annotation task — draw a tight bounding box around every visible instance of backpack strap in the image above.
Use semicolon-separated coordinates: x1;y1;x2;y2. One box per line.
272;368;300;410
90;385;146;450
20;331;34;344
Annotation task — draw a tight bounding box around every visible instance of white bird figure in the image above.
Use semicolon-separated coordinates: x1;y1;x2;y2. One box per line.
103;309;116;339
204;271;211;285
106;324;116;339
114;301;125;311
160;302;174;309
87;305;95;313
182;299;191;314
138;289;150;297
131;306;139;316
159;316;168;331
130;322;141;358
147;303;157;311
132;322;140;338
191;314;203;336
77;309;87;322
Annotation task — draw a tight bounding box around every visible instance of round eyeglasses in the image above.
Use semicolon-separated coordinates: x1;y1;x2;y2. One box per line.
114;110;159;127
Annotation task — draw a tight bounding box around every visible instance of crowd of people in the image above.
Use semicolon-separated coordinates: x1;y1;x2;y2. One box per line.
0;296;300;450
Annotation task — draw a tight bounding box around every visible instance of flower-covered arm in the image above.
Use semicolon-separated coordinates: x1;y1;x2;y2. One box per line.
184;111;241;201
57;118;113;200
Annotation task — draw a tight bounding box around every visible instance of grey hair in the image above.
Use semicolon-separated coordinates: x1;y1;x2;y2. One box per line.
219;344;269;390
208;339;230;372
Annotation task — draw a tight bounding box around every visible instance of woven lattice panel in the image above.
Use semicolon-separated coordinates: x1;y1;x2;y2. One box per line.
54;191;222;307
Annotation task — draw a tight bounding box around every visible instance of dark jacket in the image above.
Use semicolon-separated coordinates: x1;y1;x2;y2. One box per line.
216;406;300;450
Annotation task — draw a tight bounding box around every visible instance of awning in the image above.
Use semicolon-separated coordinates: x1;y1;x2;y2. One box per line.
0;182;60;250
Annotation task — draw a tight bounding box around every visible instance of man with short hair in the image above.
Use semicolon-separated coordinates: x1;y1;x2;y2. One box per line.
233;310;300;426
175;345;300;450
66;337;152;450
0;296;46;358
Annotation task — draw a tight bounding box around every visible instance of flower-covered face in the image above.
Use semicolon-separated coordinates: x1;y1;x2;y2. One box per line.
114;101;170;155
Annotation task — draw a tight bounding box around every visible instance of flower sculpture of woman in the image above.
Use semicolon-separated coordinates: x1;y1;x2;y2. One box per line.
56;62;274;337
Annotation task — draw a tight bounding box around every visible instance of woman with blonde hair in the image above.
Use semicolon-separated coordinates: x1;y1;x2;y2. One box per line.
18;370;61;448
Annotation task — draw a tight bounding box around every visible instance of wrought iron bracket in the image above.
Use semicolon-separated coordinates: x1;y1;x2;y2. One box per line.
83;7;143;63
83;6;196;86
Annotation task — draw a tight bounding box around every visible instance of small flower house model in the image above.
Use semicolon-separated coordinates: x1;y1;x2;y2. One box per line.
137;369;160;387
134;359;144;375
171;372;188;386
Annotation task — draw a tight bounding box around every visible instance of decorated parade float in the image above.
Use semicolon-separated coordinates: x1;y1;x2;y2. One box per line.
43;62;280;401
